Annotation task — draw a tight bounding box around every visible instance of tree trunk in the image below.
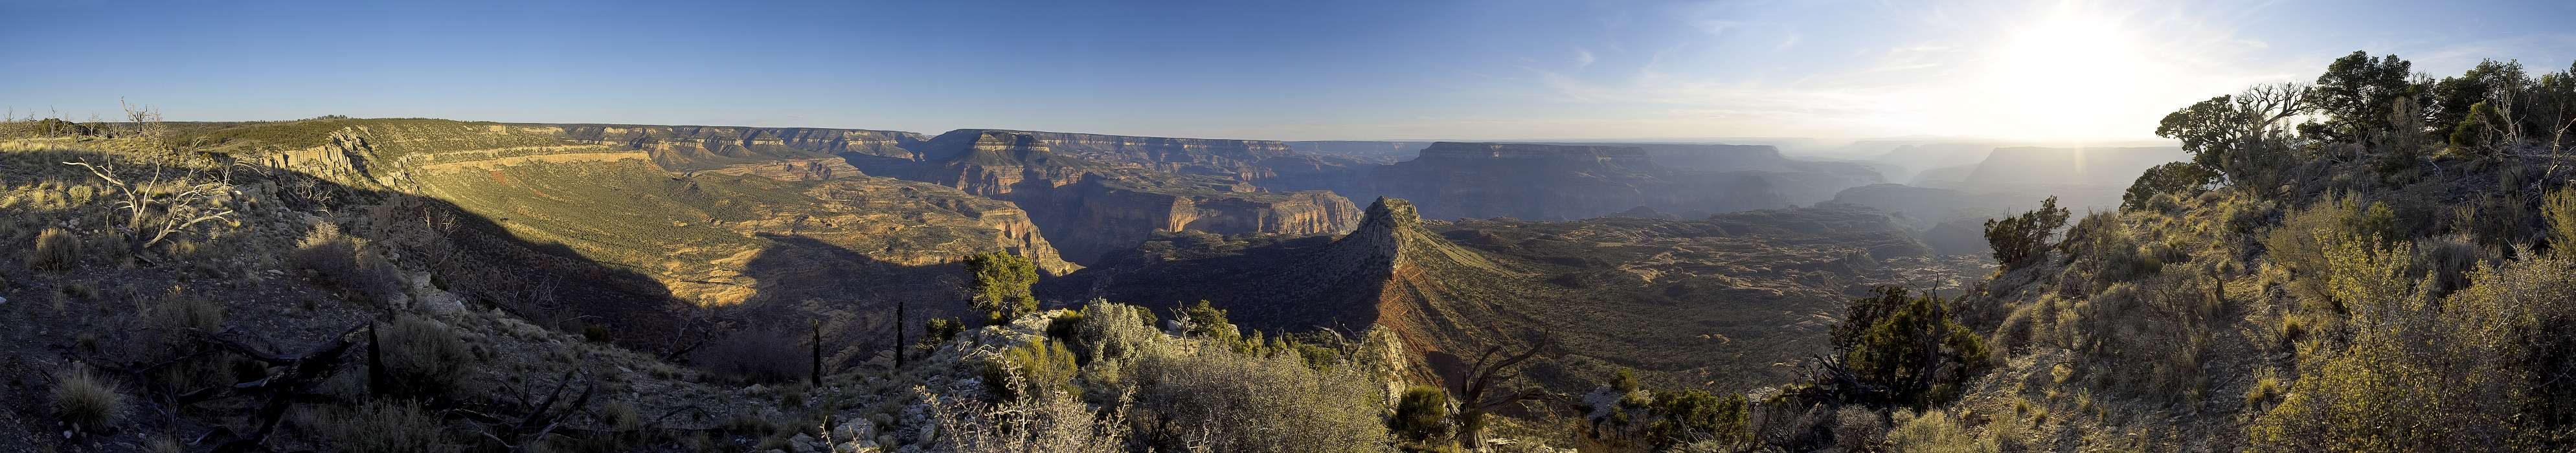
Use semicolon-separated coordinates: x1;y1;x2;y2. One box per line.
896;300;907;369
810;320;824;387
367;321;385;396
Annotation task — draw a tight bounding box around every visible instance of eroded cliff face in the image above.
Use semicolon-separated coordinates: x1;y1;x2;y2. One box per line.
213;119;1077;309
553;124;925;171
986;130;1375;193
856;129;1362;263
1046;198;1980;392
1358;142;1796;221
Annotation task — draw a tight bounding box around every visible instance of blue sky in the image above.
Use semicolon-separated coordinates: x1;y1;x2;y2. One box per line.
4;0;2573;141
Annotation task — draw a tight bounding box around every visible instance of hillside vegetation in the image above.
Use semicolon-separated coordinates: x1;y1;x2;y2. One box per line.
1726;52;2576;451
0;113;1752;452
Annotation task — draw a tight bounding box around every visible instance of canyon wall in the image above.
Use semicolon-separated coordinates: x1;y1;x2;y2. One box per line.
855;129;1362;263
1356;142;1802;221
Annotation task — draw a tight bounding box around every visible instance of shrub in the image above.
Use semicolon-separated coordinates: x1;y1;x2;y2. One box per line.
2073;277;2220;400
1174;300;1240;343
2061;212;2162;287
922;317;965;349
2123;162;2220;212
141;292;228;383
308;400;460;453
53;367;125;434
1067;300;1159;367
964;252;1039;323
1982;196;2071;268
984;339;1079;401
28;226;79;271
1642;390;1750;448
291;222;403;305
380;315;473;397
2411;234;2485;296
1827;287;1989;408
2263;196;2386;311
925;376;1128;453
1046;307;1085;340
2546;184;2576;254
1392;386;1452;443
1127;340;1389;452
1831;406;1887;452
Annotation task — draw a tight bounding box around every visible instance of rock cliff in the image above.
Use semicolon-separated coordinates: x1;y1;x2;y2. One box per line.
553;124;924;171
855;129;1362;263
198;118;1078;309
1355;142;1802;220
984;130;1377;193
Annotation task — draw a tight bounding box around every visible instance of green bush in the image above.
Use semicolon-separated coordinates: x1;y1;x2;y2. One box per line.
2123;162;2220;212
1047;307;1085;340
1175;300;1240;343
923;317;964;349
1640;390;1750;448
1827;287;1989;408
28;226;79;271
965;252;1040;323
2545;185;2576;254
2263;196;2393;311
1392;386;1452;443
1982;196;2071;268
985;339;1079;401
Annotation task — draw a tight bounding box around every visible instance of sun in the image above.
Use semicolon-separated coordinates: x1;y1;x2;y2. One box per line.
1978;5;2162;142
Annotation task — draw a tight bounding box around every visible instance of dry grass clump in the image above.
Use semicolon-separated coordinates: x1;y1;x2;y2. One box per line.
303;399;460;453
382;315;475;397
1831;406;1887;451
2072;274;2222;403
1883;408;1996;452
28;226;80;271
152;291;225;333
291;221;405;305
2061;212;2164;289
53;366;126;434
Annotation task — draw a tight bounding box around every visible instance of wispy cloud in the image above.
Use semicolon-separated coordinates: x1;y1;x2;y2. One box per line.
1574;47;1596;68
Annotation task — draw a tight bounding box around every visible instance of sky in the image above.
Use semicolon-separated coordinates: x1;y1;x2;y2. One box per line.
4;0;2574;142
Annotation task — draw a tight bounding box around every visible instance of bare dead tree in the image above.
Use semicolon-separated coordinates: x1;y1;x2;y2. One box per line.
63;160;235;257
478;369;598;452
2239;82;2312;137
1452;332;1557;448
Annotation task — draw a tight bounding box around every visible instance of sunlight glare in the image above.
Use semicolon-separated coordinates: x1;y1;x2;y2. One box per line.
1980;4;2159;142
